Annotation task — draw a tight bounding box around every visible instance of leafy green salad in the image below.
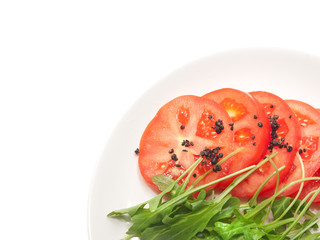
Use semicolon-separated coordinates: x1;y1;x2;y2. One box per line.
108;148;320;240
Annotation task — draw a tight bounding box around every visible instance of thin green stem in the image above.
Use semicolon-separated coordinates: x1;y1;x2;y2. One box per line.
247;151;278;207
279;187;320;240
219;147;244;165
273;153;305;223
187;165;256;196
149;155;203;211
248;166;284;207
277;177;320;196
261;156;281;224
244;176;320;220
178;157;203;193
292;209;320;240
156;165;257;213
216;153;277;202
248;167;284;207
263;217;295;232
294;190;317;217
189;147;244;189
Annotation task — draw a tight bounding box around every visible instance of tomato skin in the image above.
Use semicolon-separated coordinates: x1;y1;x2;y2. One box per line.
232;91;301;197
277;100;320;196
139;95;234;191
292;168;320;203
202;88;270;187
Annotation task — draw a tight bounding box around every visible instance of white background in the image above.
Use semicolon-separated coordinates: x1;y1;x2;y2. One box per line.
1;1;320;239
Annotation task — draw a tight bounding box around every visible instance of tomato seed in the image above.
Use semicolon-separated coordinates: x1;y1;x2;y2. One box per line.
201;161;207;166
215;119;224;134
171;154;178;161
134;148;139;155
182;139;192;147
211;157;218;165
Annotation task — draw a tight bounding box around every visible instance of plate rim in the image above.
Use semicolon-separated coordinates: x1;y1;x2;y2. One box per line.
87;47;320;239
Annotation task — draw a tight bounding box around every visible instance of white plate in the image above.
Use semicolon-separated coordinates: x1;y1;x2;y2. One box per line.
88;48;320;240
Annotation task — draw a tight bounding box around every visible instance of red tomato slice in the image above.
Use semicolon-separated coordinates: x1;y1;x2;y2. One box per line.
293;168;320;202
202;88;270;187
232;91;301;197
277;100;320;196
139;95;234;191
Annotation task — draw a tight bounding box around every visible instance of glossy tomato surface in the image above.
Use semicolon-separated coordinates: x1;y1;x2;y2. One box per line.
279;100;320;196
294;168;320;202
202;88;270;187
232;91;301;197
139;95;234;191
301;109;320;203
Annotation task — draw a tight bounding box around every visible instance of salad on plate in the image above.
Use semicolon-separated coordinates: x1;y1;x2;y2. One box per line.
108;88;320;240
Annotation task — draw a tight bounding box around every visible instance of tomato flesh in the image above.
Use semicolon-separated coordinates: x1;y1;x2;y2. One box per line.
138;95;234;191
294;109;320;203
292;168;320;203
202;88;270;187
177;106;190;126
196;111;218;139
220;98;248;122
232;91;301;197
277;100;320;196
234;128;254;146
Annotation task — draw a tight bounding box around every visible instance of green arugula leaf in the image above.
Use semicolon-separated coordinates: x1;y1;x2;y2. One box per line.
214;220;265;240
272;197;292;220
208;197;240;225
107;202;147;217
265;233;289;240
299;233;320;240
191;230;222;240
279;187;320;240
109;149;320;240
244;205;269;224
151;175;177;192
127;195;188;235
139;194;232;240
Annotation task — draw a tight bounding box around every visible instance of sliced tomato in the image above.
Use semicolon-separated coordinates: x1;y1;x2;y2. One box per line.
276;100;320;196
293;168;320;202
138;95;234;191
232;91;301;197
202;88;270;187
